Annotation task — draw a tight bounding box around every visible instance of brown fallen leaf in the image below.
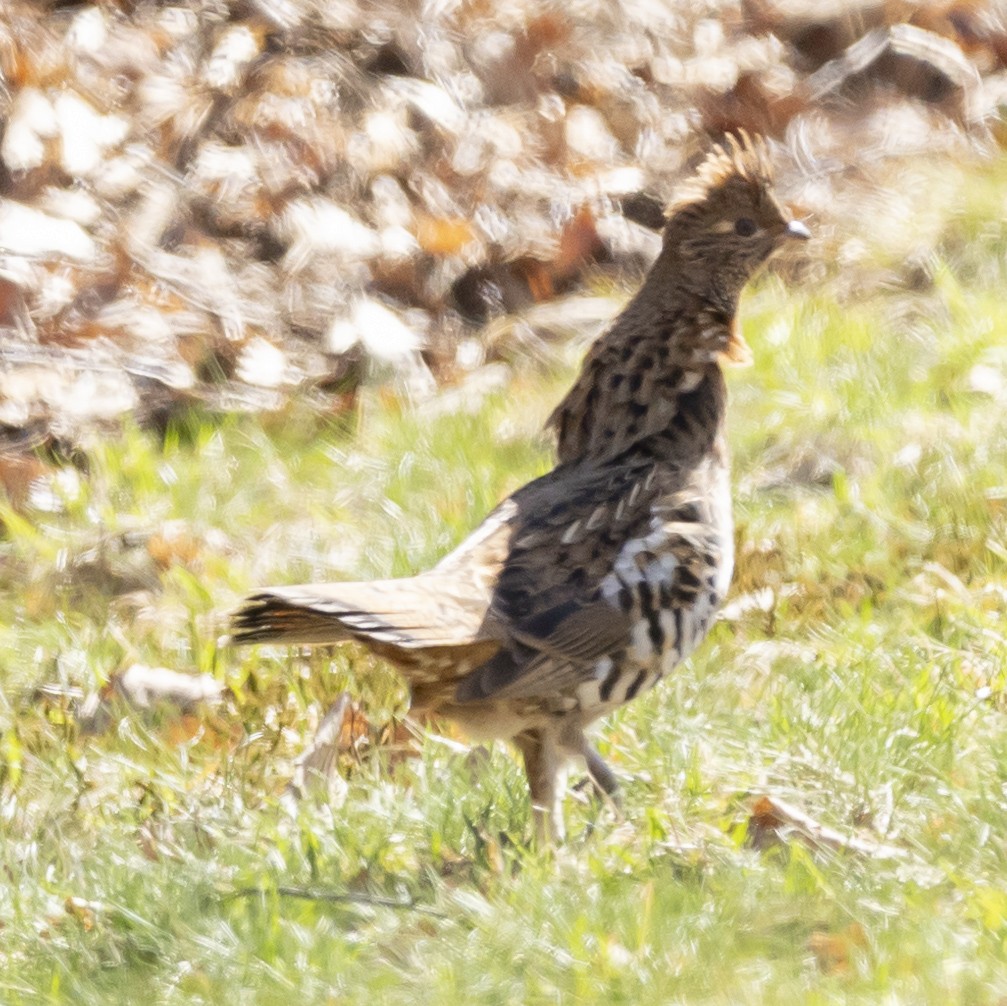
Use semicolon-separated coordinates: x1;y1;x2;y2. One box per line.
415;214;477;256
64;896;100;932
808;922;868;974
163;711;242;751
747;793;907;860
341;700;376;756
701;68;809;139
146;520;202;569
553;205;604;282
0;451;51;510
379;716;433;770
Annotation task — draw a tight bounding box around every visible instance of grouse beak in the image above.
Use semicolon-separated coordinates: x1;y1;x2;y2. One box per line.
784;219;811;241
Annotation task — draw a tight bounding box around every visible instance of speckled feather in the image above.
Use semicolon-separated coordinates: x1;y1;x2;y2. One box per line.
232;132;808;840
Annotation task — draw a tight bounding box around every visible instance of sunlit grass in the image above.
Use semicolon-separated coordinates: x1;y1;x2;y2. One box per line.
4;156;1007;1002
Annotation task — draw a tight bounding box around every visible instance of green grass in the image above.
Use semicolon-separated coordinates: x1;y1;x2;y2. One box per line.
5;155;1007;1003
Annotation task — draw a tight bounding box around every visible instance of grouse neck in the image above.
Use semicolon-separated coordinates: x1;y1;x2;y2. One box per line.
549;282;734;466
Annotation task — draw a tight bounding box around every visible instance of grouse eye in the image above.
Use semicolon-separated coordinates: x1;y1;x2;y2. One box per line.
734;217;758;237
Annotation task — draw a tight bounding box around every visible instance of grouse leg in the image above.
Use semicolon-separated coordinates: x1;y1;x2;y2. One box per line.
515;728;566;845
582;741;620;804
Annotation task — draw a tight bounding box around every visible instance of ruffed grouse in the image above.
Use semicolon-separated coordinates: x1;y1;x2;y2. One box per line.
232;133;809;840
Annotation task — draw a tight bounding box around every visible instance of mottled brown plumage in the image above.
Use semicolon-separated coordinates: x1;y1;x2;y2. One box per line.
232;132;809;841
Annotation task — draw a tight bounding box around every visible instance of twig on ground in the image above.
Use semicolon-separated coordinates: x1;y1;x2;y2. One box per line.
224;885;448;919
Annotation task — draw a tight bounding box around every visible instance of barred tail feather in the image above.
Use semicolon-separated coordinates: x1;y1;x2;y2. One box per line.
230;591;360;645
230;578;493;650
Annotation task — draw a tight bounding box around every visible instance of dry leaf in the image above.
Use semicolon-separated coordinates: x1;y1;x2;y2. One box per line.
415;215;477;256
747;794;906;860
146;521;201;569
554;205;603;281
163;712;241;751
808;922;868;974
64;896;100;932
0;452;51;510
